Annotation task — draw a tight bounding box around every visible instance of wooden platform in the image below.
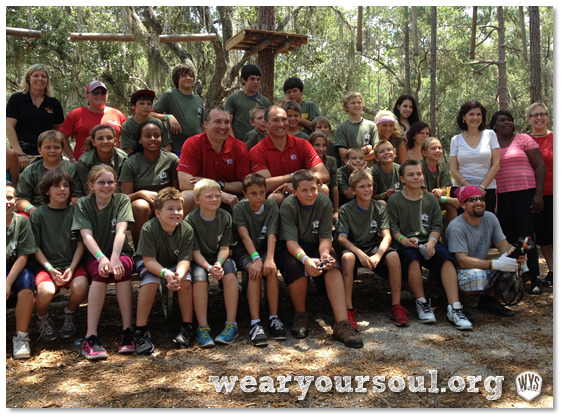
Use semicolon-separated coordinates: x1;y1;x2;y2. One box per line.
226;28;308;57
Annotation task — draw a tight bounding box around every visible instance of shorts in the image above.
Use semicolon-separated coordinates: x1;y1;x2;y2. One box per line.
397;242;453;282
6;266;35;308
534;195;553;245
190;258;237;283
456;268;492;292
277;244;340;286
341;245;395;279
85;256;133;284
134;259;191;286
34;265;88;290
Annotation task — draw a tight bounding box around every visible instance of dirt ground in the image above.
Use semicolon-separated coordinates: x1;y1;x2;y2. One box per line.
5;255;553;408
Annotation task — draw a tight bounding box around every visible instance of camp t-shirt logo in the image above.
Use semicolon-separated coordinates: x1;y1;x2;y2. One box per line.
216;234;223;249
364;133;370;145
259;225;267;240
10;241;17;255
70;230;78;242
421;213;429;228
370;220;378;234
312;220;320;234
158;171;169;185
174;248;180;256
394;182;401;190
111;218;117;234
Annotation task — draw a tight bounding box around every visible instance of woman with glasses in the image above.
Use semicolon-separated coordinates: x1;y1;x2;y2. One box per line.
527;103;553;288
6;64;65;169
60;81;127;161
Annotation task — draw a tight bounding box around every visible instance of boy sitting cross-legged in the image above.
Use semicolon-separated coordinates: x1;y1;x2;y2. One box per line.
233;173;287;346
133;187;195;354
337;169;409;329
186;179;239;347
278;169;363;348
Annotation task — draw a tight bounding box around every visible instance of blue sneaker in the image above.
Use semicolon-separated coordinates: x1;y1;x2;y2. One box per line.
196;326;215;348
215;323;239;345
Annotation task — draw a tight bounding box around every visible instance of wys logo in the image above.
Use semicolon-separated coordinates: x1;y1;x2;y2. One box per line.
515;371;542;401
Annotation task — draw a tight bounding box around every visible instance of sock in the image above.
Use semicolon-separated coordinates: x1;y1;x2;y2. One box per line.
16;331;29;339
226;321;237;326
135;326;147;333
250;319;261;326
182;322;193;330
268;315;278;321
38;313;48;321
416;297;427;303
64;307;75;315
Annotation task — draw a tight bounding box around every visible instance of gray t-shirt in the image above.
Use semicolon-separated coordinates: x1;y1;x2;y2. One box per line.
445;212;506;261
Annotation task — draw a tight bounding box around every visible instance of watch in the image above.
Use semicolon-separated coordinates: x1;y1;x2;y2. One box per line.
219;181;225;190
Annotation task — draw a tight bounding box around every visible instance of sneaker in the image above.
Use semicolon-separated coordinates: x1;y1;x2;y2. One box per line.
118;328;135;353
215;323;239;345
332;320;364;348
268;317;287;340
530;276;543;295
477;295;514;317
82;335;108;360
173;324;194;348
545;271;553;287
347;308;359;331
291;312;309;339
249;322;268;347
196;326;215;348
390;305;410;327
13;331;31;360
415;298;436;323
60;313;76;339
38;317;58;342
134;328;155;355
447;302;473;330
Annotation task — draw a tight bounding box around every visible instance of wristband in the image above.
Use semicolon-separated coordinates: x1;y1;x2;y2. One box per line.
251;253;261;262
71;158;76;162
460;179;468;185
380;193;385;199
297;251;305;261
478;184;486;190
44;262;53;272
490;260;494;271
207;265;212;272
24;204;34;214
160;268;168;278
301;255;308;264
218;258;225;265
95;251;105;261
291;172;294;179
398;235;405;243
165;114;172;121
18;153;26;157
440;196;447;203
429;237;438;244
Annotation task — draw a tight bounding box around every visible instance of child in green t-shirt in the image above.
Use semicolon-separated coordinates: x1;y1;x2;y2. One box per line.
244;106;268;151
282;76;320;135
134;187;195;354
72;165;136;360
336;169;408;328
337;147;367;206
370;140;402;202
386;160;473;331
31;170;88;343
312;116;341;167
278;169;363;348
6;182;36;360
233;174;286;346
186;179;239;348
283;101;309;139
308;131;339;224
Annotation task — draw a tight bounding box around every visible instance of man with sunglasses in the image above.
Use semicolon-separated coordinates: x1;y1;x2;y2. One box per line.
446;186;525;317
60;81;127;161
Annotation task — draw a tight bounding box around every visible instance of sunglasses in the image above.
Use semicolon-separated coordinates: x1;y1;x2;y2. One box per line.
466;196;485;203
90;89;107;96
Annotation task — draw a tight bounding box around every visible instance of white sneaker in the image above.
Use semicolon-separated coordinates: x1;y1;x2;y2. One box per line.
447;302;473;330
13;331;31;359
416;298;436;323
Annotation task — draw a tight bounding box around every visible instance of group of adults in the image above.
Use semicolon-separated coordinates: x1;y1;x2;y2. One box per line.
6;63;554;291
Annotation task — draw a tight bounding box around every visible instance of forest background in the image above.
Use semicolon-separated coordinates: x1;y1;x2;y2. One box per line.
4;5;553;152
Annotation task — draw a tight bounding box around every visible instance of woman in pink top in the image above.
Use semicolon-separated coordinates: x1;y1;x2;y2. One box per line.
527;103;553;287
490;110;546;294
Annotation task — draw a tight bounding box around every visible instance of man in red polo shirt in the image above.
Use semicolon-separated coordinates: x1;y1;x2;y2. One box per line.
178;106;250;214
249;106;329;205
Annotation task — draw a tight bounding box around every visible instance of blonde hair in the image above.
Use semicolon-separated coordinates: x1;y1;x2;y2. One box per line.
21;64;53;97
373;139;395;156
193;178;221;199
526;103;549;119
343;91;363;108
87;165;116;196
37;130;63;148
421;137;441;156
374;110;401;139
155;187;184;211
349;169;373;190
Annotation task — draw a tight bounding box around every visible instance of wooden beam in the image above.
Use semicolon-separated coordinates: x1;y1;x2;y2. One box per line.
6;27;42;39
159;33;217;43
244;39;270;58
275;41;290;55
69;33;135;42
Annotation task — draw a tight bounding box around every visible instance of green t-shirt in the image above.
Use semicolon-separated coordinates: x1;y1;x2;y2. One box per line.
370;162;402;194
293;130;309;140
16;160;84;206
336;199;389;249
300;100;321;135
135;217;194;268
118;149;178;192
325;155;337;189
334;118;379;151
30;204;80;269
76;148;129;195
6;213;37;266
279;193;333;246
232;199;279;257
244;129;267;151
337;165;354;206
72;193;134;259
386;191;443;241
421;160;452;190
120;116;171;151
224;91;271;141
388;136;406;164
186;207;233;264
153;89;204;153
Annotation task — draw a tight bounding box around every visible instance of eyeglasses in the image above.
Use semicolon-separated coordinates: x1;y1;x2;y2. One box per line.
90;89;107;96
530;112;547;119
95;180;116;187
466;196;485;203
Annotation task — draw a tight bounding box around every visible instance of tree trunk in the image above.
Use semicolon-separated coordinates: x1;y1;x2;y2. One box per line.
470;7;477;60
258;7;275;103
430;7;437;135
529;6;542;104
403;7;411;94
519;7;528;61
497;6;508;110
412;6;419;57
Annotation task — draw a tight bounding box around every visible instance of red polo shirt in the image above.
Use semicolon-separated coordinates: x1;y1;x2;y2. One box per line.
249;134;322;176
178;132;250;182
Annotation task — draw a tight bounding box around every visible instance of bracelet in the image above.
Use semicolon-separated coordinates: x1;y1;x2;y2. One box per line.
165;114;172;121
218;258;225;265
301;255;308;264
18;153;26;157
207;265;212;272
297;251;305;261
380;192;385;199
291;172;294;179
43;262;53;272
429;237;438;244
95;251;105;261
440;196;447;203
398;235;405;243
251;253;261;262
460;179;468;185
71;158;76;162
24;204;34;214
478;184;486;190
160;268;168;278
